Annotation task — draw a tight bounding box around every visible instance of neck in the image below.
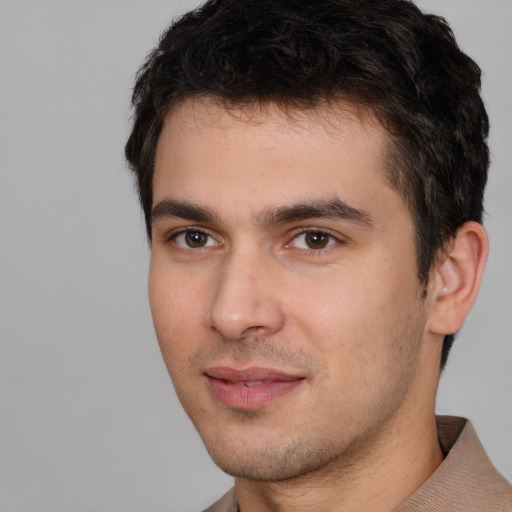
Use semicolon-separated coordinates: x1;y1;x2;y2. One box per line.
235;409;443;512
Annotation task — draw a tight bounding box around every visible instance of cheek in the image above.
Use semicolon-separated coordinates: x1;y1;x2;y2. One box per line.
290;274;425;429
290;271;382;341
148;263;208;368
288;261;421;369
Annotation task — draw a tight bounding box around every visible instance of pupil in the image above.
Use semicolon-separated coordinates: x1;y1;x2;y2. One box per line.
306;232;328;249
186;231;206;247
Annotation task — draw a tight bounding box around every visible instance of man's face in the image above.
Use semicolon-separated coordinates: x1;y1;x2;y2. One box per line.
149;100;439;481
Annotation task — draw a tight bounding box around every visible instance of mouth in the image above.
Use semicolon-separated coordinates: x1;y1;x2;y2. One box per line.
204;366;305;410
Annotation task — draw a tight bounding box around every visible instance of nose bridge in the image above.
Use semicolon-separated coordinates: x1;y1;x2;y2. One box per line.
205;245;285;340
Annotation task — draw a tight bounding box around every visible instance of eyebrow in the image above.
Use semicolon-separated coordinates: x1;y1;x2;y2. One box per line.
260;199;373;228
151;197;373;228
151;199;217;224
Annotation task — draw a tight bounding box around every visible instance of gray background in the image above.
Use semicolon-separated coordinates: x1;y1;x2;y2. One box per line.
0;1;510;511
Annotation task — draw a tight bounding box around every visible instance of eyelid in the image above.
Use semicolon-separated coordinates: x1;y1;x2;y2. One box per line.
164;224;207;240
286;227;346;250
160;225;345;251
165;226;221;248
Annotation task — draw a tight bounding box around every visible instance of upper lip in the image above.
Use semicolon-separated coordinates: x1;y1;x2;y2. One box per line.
205;366;303;383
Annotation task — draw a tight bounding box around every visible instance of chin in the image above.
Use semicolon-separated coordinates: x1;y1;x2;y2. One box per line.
204;433;347;482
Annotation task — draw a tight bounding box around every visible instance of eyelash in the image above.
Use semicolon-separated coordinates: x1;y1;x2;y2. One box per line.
287;228;344;253
166;227;344;254
166;227;219;250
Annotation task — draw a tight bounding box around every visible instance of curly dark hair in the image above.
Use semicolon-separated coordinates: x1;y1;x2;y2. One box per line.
125;0;489;368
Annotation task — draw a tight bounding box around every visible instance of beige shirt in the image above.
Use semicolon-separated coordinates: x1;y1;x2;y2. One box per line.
203;416;512;512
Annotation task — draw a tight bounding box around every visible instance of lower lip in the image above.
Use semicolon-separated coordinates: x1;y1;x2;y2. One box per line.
207;377;304;410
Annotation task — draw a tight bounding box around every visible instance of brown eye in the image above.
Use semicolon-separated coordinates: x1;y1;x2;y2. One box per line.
174;230;217;249
305;232;330;249
292;231;338;250
185;231;208;247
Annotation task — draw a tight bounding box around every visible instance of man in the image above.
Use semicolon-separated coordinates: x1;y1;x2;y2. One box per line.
125;0;512;510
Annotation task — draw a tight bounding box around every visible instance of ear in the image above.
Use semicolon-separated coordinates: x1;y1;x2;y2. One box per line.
426;221;489;336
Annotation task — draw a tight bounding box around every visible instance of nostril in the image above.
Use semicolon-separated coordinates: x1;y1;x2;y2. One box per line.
204;300;285;341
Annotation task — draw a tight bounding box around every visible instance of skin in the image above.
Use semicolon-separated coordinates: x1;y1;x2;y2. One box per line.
149;99;486;512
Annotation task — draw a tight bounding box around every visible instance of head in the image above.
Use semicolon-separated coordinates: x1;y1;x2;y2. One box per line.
126;0;490;486
126;0;489;369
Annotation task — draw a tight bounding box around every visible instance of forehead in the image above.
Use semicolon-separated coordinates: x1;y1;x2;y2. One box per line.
152;97;406;227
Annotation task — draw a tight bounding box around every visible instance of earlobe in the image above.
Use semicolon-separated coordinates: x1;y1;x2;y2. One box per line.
427;221;489;335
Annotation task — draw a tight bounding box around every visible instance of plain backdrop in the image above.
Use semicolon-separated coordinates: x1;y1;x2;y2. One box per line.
0;1;510;511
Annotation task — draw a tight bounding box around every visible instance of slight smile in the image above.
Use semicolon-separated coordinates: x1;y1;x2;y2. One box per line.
205;366;305;410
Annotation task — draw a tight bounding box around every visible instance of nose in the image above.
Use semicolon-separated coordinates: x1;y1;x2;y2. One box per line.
204;252;286;341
